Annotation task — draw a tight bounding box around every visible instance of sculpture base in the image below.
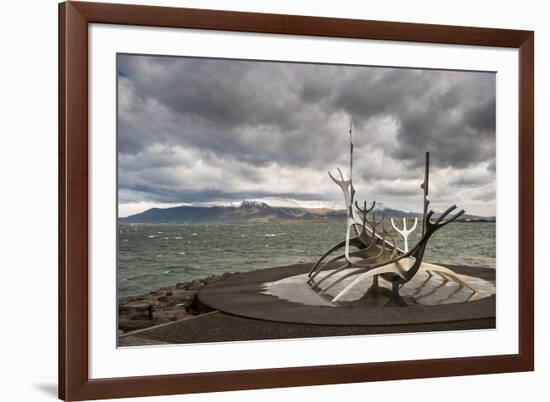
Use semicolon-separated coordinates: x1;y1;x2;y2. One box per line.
198;263;495;327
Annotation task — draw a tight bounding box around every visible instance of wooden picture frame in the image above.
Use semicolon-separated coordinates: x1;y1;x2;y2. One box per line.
59;1;534;400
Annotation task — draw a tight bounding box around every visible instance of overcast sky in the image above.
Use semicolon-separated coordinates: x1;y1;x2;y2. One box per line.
117;54;496;218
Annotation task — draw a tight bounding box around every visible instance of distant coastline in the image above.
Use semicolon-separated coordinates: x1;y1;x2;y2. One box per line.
119;200;495;224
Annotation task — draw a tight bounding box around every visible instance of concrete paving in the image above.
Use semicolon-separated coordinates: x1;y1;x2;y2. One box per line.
118;310;495;346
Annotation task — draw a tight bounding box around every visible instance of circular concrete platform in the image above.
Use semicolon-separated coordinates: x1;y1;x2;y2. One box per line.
198;263;496;326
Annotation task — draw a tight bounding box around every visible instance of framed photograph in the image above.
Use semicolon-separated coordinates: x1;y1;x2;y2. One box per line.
59;1;534;400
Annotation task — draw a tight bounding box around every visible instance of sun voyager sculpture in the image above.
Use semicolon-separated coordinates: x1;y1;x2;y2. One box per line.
307;122;477;303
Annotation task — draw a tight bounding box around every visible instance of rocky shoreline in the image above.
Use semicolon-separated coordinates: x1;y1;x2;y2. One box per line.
118;271;236;334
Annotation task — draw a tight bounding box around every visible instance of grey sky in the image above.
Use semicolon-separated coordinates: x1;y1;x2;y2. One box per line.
117;54;496;217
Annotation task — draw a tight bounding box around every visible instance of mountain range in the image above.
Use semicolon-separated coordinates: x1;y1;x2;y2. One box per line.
119;200;495;224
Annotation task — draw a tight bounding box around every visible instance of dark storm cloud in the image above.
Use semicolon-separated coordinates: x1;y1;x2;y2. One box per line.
117;54;496;216
329;68;495;168
118;57;345;169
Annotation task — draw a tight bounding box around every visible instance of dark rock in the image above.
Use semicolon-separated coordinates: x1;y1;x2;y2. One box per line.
185;295;200;315
187;281;202;290
130;307;154;320
118;274;238;332
118;319;154;332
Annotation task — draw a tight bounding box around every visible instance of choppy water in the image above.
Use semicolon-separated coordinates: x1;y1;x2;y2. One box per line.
118;221;495;298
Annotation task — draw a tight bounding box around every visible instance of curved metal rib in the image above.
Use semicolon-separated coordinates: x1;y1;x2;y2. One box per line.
331;262;411;302
312;243;386;287
308;239;347;277
310;213;379;281
418;265;476;293
321;256;411;295
345;223;397;268
309;242;375;282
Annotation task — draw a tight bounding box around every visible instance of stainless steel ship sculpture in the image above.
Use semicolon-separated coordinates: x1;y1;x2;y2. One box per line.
307;121;477;302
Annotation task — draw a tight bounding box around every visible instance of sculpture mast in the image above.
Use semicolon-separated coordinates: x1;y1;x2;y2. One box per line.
349;119;353;181
421;151;430;236
349;119;355;201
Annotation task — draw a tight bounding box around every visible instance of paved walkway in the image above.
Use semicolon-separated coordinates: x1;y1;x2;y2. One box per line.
118;310;495;346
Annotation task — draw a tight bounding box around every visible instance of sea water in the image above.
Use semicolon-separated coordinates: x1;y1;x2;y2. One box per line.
118;221;496;298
